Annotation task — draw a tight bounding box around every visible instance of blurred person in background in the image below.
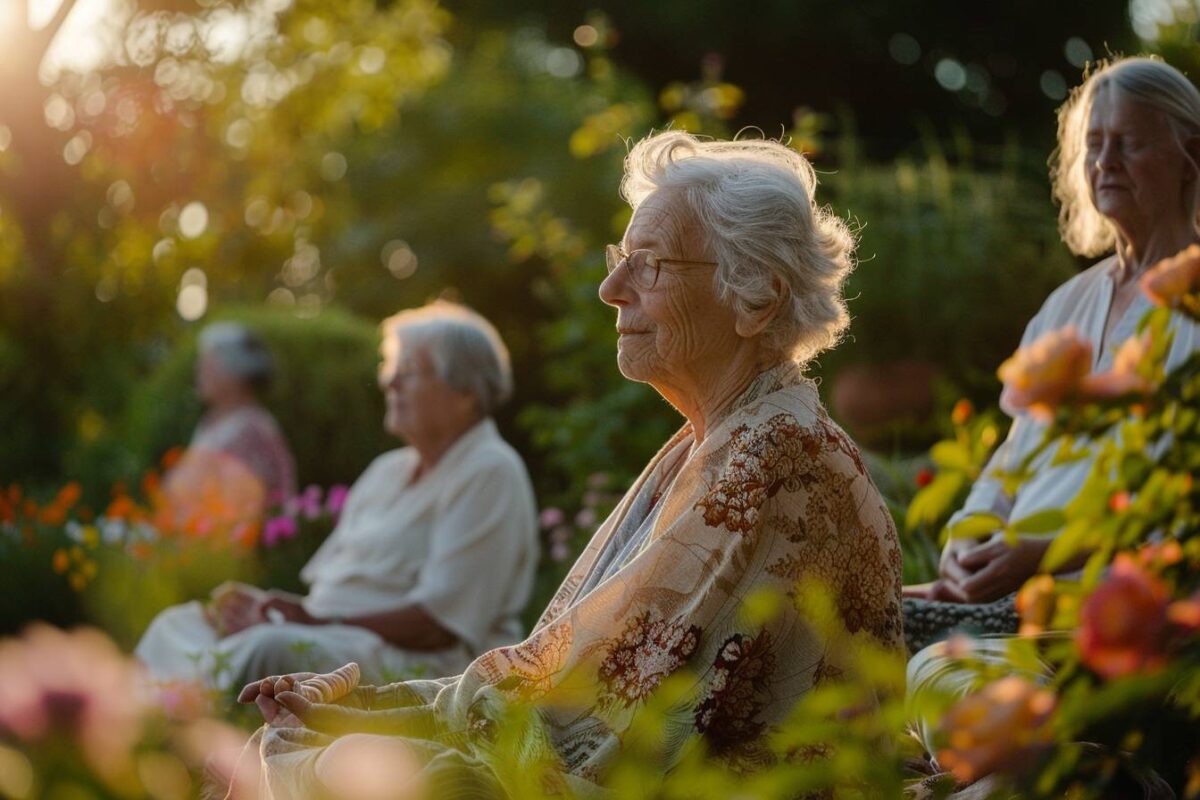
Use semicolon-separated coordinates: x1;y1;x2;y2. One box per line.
157;322;297;529
137;302;539;689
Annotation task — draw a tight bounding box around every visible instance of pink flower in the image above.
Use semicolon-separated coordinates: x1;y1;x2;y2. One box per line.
574;508;597;528
550;541;572;563
150;678;211;721
326;484;350;518
998;326;1093;421
262;515;299;547
539;507;565;529
0;625;145;783
299;485;323;520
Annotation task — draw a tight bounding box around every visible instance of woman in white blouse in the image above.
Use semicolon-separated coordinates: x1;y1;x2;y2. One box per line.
136;301;539;688
911;56;1200;607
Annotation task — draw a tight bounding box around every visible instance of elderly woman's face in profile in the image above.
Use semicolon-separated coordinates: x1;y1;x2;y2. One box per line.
1086;86;1193;231
599;192;741;388
378;340;474;441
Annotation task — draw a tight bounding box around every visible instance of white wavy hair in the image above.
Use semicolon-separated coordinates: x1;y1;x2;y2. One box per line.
380;300;513;417
620;130;855;364
1051;56;1200;257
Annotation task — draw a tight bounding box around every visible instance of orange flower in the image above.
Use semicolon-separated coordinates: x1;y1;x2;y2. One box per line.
950;398;974;426
160;445;185;471
56;482;82;509
37;505;67;526
936;675;1056;784
998;327;1093;421
1016;575;1057;636
105;494;141;522
1107;491;1132;513
1076;554;1170;680
915;467;935;488
1167;592;1200;632
52;549;70;575
1140;243;1200;307
1135;539;1183;570
1079;330;1155;400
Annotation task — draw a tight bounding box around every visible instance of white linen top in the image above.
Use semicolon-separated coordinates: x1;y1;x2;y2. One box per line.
950;256;1200;533
300;418;539;655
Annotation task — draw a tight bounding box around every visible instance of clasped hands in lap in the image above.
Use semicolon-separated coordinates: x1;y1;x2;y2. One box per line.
904;533;1052;604
238;664;425;800
206;581;315;636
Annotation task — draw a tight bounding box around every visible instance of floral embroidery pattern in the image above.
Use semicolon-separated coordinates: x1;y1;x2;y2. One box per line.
694;631;777;753
695;415;810;534
596;612;700;709
475;623;573;701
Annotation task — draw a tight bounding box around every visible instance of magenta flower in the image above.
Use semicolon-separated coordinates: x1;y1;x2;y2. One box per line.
263;515;299;547
299;485;323;520
326;484;350;518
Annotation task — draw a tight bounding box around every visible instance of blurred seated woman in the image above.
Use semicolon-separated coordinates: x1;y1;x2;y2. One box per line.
909;56;1200;612
224;131;904;800
137;302;539;689
158;322;297;530
906;55;1200;784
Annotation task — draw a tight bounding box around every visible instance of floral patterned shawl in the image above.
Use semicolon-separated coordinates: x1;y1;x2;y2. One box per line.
242;361;903;799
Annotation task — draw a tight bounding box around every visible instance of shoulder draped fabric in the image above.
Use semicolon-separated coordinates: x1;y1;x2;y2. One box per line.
238;362;904;799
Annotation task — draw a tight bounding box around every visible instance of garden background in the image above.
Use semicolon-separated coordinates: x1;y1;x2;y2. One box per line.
1;0;1199;795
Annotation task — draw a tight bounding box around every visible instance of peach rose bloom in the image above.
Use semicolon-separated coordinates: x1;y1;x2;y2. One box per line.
936;675;1056;784
1140;243;1200;307
1079;329;1155;399
998;326;1093;420
1016;574;1057;636
1076;554;1170;680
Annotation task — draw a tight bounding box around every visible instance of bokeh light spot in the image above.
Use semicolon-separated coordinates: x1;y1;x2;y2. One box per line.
178;202;209;239
1064;37;1093;68
1040;69;1068;100
545;47;582;78
888;33;921;65
573;25;599;48
382;240;418;279
358;46;386;74
177;284;208;321
321;152;348;182
934;58;967;91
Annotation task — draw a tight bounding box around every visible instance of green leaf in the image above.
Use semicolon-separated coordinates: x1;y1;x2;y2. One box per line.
930;440;972;472
1009;509;1066;534
946;512;1005;540
904;472;965;530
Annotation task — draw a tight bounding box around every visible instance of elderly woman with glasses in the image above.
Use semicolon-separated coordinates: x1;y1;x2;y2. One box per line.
223;132;903;800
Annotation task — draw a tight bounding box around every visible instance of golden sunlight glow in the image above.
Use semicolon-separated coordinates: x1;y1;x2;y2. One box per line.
28;0;120;75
